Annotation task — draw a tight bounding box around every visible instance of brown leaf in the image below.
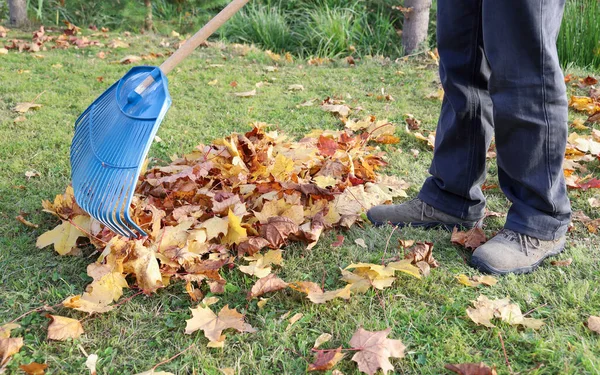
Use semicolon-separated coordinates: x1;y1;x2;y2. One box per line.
248;273;288;299
19;362;48;375
259;216;299;248
120;55;142;64
185;304;255;343
403;242;439;268
0;337;23;366
444;362;497;375
317;135;339;156
550;258;572;267
47;314;84;341
331;235;344;247
237;237;270;256
308;347;345;371
349;327;405;375
587;316;600;334
451;227;487;250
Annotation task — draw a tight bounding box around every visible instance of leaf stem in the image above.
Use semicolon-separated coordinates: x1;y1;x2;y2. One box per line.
7;302;62;324
151;343;194;371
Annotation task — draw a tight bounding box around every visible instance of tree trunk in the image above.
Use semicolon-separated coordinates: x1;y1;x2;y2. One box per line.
401;0;432;55
144;0;153;31
8;0;27;27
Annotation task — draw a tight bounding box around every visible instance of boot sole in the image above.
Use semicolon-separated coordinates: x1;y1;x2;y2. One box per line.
366;211;477;231
470;243;566;275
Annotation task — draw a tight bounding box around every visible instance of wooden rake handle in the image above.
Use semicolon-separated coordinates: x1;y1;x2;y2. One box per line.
134;0;249;95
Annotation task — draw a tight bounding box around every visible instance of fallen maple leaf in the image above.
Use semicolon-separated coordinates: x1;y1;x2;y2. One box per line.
466;295;544;329
451;227;487;250
445;362;497;375
290;281;352;304
308;347;345;371
349;327;405;375
332;235;344;247
0;337;23;366
14;102;42;113
19;362;48;375
259;216;298;248
403;242;439;268
47;314;84;341
185;304;255;343
248;273;288;299
36;215;90;255
456;274;498;288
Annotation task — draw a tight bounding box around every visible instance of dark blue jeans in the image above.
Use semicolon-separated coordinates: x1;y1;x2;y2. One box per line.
418;0;571;241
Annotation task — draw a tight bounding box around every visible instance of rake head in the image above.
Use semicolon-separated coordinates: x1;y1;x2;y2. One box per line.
70;66;171;238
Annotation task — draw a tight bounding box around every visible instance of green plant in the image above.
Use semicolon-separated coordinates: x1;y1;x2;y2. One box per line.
302;5;361;58
558;0;600;69
222;4;295;53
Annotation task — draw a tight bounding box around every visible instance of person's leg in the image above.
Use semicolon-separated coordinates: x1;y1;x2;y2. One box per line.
471;0;571;274
482;0;571;239
367;0;494;227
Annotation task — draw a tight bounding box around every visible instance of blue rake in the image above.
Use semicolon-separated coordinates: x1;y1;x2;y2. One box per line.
70;0;249;238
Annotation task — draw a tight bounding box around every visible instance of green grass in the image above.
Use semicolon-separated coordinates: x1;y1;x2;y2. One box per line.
1;31;600;375
558;0;600;70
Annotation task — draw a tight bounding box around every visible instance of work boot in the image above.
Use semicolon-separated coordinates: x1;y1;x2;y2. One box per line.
470;229;566;275
366;198;478;229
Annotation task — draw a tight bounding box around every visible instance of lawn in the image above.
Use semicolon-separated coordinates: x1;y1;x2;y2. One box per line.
1;29;600;375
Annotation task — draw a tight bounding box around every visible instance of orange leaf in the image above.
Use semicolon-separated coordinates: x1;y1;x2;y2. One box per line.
19;362;48;375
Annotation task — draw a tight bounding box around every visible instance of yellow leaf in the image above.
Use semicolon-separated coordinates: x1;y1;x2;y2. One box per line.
14;102;42;113
36;215;90;255
456;274;481;287
47;315;84;341
0;337;23;367
123;240;163;294
313;333;332;349
257;298;269;309
270;153;295;181
185;305;255;343
222;209;247;245
62;295;114;314
385;260;422;279
313;175;338;188
0;323;20;339
201;216;229;241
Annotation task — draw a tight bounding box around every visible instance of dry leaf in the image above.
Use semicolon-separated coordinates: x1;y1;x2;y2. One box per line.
234;89;256;97
120;55;142;64
85;353;98;375
445;362;497;375
19;362;48;375
466;295;544;330
14;102;42;113
349;327;405;375
313;333;332;349
0;337;23;366
451;227;487;250
550;258;572;267
47;314;84;340
185;304;255;343
248;273;288;298
0;48;8;55
587;316;600;334
287;312;303;329
308;347;345;372
354;238;367;249
0;324;19;340
36;216;90;255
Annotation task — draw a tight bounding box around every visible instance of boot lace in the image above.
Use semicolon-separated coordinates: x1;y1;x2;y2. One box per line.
498;229;541;256
415;199;435;220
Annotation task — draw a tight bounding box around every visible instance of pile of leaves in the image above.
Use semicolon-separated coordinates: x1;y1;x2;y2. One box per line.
25;120;432;373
